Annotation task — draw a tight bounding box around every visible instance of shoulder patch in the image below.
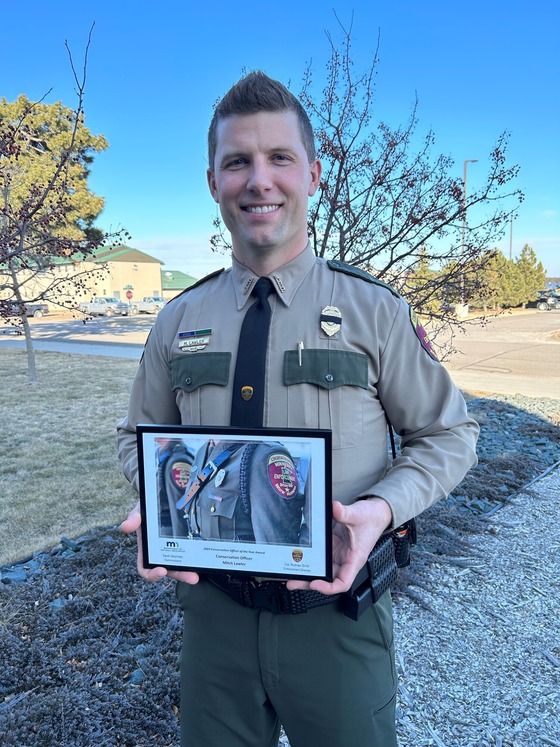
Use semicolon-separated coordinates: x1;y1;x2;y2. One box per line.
170;459;193;489
327;260;400;298
409;309;438;360
168;268;226;305
267;452;298;499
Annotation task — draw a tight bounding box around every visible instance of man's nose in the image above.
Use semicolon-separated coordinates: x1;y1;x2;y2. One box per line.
246;159;272;192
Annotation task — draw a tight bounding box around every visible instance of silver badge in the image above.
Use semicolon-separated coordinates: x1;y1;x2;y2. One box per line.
214;469;226;487
320;305;342;336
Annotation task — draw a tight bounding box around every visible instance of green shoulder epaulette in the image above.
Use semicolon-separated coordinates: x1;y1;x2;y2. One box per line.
168;268;226;304
327;260;400;298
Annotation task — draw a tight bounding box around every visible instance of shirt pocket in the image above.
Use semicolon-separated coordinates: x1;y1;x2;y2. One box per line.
196;488;237;539
195;488;254;541
169;353;232;425
170;352;231;391
284;349;369;449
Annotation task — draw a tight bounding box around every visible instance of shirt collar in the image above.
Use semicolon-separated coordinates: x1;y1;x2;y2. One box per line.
231;244;316;310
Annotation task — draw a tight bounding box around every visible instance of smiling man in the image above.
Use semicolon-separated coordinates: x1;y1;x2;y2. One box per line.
208;108;321;271
118;71;478;747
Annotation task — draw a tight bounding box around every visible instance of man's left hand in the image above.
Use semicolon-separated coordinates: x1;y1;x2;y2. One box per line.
286;497;392;595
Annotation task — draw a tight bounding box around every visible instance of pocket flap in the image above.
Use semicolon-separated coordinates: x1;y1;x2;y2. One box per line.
284;349;368;390
170;352;231;393
201;490;237;519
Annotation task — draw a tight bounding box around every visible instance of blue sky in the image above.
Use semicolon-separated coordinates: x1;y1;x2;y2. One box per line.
2;0;559;278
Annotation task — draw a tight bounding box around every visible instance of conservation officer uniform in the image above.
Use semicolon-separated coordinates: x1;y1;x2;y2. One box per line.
177;439;307;545
117;244;479;747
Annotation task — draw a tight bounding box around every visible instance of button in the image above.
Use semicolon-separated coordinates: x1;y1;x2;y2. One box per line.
185;377;193;385
210;506;216;513
325;373;334;382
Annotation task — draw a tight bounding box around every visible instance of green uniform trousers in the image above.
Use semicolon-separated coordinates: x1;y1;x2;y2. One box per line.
176;578;397;747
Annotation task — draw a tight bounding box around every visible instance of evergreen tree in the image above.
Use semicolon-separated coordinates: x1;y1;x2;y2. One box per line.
515;244;547;304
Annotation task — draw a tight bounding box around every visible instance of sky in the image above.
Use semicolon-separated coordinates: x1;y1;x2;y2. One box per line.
1;0;559;279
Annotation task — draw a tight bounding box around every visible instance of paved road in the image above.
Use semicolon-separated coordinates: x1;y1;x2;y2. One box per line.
0;316;149;359
2;310;560;397
435;309;560;398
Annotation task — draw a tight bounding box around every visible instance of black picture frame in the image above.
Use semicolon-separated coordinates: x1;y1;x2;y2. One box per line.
136;424;333;581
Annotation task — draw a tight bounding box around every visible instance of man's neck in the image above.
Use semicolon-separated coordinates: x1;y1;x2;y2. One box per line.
232;243;308;277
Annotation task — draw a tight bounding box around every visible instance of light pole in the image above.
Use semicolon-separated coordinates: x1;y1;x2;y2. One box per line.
460;159;478;308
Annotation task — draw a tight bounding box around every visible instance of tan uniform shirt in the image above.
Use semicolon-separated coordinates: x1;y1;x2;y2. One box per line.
117;246;478;529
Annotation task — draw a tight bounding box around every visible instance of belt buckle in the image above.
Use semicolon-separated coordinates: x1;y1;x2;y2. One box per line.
201;459;219;483
249;580;282;614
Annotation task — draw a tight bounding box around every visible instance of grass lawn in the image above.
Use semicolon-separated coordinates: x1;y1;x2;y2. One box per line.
0;349;139;565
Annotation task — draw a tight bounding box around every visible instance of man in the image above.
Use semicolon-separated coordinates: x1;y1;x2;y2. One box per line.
118;71;479;746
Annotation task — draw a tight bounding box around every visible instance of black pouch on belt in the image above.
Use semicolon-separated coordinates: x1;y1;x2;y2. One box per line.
340;519;416;621
392;518;417;568
340;534;398;621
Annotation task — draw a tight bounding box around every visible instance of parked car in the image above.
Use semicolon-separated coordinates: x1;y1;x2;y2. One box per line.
527;290;560;311
78;297;133;316
3;301;50;318
135;296;167;314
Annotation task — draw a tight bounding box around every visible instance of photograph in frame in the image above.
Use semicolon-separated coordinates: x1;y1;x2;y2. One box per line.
137;424;333;581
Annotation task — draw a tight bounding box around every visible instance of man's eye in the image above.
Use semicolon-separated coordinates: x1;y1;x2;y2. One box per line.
225;158;247;168
272;154;290;162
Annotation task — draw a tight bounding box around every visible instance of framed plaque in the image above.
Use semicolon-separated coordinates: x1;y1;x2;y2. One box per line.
136;425;332;581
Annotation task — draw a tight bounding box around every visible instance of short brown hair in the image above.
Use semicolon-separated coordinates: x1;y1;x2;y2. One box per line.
207;71;316;169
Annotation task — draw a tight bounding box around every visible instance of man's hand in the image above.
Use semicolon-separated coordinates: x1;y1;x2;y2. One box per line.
120;503;200;585
286;497;392;595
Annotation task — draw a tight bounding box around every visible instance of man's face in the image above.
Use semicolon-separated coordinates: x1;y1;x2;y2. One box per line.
207;110;321;269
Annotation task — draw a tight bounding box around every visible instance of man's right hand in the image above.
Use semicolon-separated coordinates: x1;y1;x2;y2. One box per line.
120;503;200;585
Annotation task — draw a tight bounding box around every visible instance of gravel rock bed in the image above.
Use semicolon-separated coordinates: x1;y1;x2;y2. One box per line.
394;466;560;747
1;393;559;746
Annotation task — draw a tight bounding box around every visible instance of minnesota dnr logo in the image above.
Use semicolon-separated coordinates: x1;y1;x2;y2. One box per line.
292;549;303;563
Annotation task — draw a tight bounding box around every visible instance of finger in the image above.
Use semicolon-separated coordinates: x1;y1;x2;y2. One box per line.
331;500;348;525
120;502;141;534
167;570;200;585
132;526;164;581
307;572;352;595
287;560;349;595
285;579;312;591
140;565;168;582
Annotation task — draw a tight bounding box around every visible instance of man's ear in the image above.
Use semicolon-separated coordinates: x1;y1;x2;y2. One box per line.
207;169;219;203
308;159;322;197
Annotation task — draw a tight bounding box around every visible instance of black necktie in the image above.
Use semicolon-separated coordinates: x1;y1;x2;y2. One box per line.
230;277;275;427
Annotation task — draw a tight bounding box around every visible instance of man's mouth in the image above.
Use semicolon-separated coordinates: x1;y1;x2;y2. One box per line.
242;205;281;214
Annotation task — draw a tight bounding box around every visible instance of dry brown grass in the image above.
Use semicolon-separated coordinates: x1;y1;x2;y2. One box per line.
0;349;138;564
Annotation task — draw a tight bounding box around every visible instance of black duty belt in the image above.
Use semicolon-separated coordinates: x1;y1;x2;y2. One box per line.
206;573;339;615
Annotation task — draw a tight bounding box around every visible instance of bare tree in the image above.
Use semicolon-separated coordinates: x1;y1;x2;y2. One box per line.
0;25;128;383
301;17;522;311
211;16;524;354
